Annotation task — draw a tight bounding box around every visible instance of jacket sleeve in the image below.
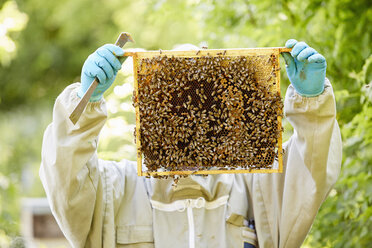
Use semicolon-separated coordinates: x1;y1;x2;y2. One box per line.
39;83;152;247
250;79;342;248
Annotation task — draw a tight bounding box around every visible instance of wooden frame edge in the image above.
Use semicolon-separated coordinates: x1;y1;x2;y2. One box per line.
141;168;281;176
125;47;292;58
133;54;143;176
275;49;284;173
132;47;289;176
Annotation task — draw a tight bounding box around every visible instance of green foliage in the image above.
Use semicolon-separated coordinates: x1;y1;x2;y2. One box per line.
0;106;51;237
0;0;201;110
0;0;371;246
0;1;28;67
308;56;372;247
0;229;11;248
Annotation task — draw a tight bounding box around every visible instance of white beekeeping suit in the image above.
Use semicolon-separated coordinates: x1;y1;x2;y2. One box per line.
40;41;342;248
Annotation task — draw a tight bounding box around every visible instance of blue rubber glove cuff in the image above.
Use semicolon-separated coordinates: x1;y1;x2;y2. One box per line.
78;44;125;102
282;39;327;97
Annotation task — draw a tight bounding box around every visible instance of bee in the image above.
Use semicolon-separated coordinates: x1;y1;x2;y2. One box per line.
137;53;284;175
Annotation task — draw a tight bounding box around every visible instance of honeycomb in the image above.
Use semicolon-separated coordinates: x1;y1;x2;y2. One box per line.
132;49;283;176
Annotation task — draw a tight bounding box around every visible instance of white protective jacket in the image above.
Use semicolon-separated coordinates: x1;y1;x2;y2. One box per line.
40;79;342;248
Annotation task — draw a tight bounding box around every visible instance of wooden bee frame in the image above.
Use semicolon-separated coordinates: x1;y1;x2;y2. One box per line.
126;47;291;177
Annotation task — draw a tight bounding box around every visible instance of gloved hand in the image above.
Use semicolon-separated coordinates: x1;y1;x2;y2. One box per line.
78;44;125;101
282;39;327;97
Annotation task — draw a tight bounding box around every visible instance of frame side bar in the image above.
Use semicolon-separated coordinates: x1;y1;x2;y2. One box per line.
133;54;143;176
275;50;283;173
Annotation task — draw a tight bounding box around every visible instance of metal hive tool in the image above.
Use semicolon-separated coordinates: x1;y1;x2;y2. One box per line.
126;47;290;177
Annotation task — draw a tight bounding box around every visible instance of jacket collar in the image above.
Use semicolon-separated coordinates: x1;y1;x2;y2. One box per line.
147;174;234;203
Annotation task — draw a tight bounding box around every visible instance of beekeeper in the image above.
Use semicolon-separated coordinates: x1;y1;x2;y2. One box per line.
40;39;342;248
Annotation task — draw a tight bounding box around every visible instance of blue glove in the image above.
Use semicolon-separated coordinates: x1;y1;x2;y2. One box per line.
282;39;327;97
78;44;125;102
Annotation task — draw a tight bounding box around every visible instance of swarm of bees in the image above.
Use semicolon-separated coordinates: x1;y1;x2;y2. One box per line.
133;52;283;176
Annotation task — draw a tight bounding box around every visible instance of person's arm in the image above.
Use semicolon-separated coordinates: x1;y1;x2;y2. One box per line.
39;45;152;247
40;83;110;246
249;40;342;248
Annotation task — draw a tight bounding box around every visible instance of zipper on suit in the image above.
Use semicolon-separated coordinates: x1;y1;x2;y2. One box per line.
150;196;229;248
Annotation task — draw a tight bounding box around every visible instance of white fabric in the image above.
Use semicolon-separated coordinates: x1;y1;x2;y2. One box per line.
151;196;229;248
150;196;228;212
242;229;257;241
187;206;194;248
40;78;342;248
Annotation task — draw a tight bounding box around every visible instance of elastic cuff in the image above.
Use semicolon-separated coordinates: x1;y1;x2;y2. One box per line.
89;94;103;102
293;85;325;98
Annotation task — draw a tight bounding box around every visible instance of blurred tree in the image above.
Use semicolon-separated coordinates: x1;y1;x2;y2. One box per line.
0;0;201;110
307;56;372;248
0;0;28;67
0;0;371;246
